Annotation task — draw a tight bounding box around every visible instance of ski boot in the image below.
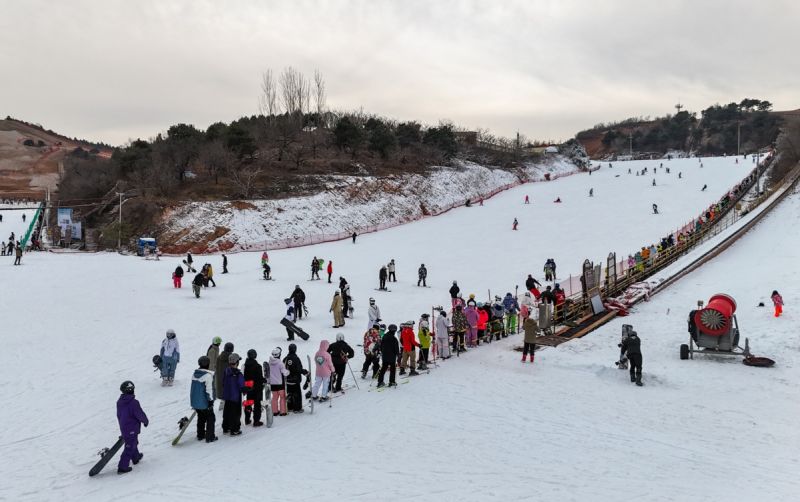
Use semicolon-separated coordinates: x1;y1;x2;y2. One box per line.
630;373;636;383
521;355;526;363
399;368;406;375
133;453;143;465
376;382;385;388
530;354;535;363
117;466;132;475
206;436;219;443
409;370;419;376
161;378;168;387
635;371;643;386
361;371;367;379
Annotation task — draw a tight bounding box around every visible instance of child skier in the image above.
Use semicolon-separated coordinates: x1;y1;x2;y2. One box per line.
503;292;520;334
159;329;180;386
268;348;290;415
435;310;452;359
399;322;419;376
243;349;265;426
222;353;246;435
190;356;217;442
116;381;148;474
418;314;432;370
771;290;784;317
311;340;335;402
377;325;400;388
361;324;381;379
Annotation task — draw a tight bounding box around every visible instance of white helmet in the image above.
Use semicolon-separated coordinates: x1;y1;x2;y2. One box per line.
271;347;282;358
336;333;345;342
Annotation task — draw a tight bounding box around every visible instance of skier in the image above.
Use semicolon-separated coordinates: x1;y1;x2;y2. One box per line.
525;274;542;296
387;259;397;282
243;349;265;426
490;300;505;340
361;324;381;379
512;218;518;231
330;291;345;328
476;304;489;343
340;278;351;318
215;342;234;409
159;329;180;386
311;257;321;280
449;281;460;309
553;284;566;322
352;231;357;243
398;322;419;376
417;264;427;287
116;381;148;474
652;179;656;186
290;285;306;320
502;293;520;334
678;172;682;179
268;347;290;416
549;259;557;280
378;265;388;290
653;203;659;214
620;331;643;386
328;333;354;392
191;272;204;298
466;293;477;308
417;314;432;369
206;336;221;366
172;265;184;288
452;305;469;353
283;299;296;341
221;254;228;274
524;195;530;204
701;184;707;191
367;298;382;330
222;353;246;434
521;316;538;363
190;356;218;442
540;285;555;305
186;252;195;272
326;260;333;283
465;303;479;348
589;188;593;197
311;340;335;402
435;310;452;359
771;290;784;317
543;260;554;282
283;343;309;413
377;324;400;388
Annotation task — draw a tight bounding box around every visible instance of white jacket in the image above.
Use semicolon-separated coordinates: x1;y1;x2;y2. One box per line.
367;304;381;322
161;337;180;358
435;315;451;338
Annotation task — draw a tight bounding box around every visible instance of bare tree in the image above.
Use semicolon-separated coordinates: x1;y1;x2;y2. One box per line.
258;69;279;118
279;66;309;116
314;69;326;124
228;163;263;198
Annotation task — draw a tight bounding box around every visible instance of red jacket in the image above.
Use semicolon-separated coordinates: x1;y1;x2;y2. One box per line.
327;262;333;274
477;309;489;330
554;290;566;305
400;327;418;352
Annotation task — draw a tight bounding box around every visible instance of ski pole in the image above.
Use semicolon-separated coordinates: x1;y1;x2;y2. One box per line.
347;361;360;390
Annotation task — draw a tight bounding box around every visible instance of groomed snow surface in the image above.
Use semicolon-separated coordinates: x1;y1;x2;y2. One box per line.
2;156;797;501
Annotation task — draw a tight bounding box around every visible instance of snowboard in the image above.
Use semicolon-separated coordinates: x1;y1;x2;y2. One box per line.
280;317;310;341
374;288;392;292
182;259;196;273
307;355;314;415
88;436;124;477
263;361;274;428
171;411;197;446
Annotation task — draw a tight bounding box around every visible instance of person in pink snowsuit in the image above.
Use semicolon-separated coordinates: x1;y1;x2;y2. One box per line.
312;340;335;401
465;305;480;347
771;290;784;317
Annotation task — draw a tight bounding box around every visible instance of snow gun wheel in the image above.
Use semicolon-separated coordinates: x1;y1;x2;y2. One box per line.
679;344;689;360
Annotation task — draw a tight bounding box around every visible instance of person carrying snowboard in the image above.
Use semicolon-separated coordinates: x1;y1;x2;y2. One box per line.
620;331;643;386
116;381;149;474
222;353;246;435
268;347;290;416
378;265;388;290
387;259;397;282
417;264;427;287
159;329;180;386
326;260;333;283
377;324;400;388
330;291;344;328
328;333;355;392
172;265;184;288
435;310;452;359
284;299;297;341
361;324;381;379
311;256;321;280
311;340;335;402
283;343;309;413
290;285;306;320
190;356;218;442
771;290;784;317
243;349;265;426
367;297;381;330
398;322;419;376
185;252;195;272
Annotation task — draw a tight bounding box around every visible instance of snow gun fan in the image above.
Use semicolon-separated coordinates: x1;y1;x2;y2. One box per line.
680;294;774;367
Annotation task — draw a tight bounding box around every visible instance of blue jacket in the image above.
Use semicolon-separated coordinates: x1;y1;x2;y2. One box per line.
502;294;519;314
117;394;148;437
190;368;215;409
222;366;245;402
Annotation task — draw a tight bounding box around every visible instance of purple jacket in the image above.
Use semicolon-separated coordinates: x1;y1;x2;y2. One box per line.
117;394;149;437
222;366;245;402
465;306;480;328
268;357;289;385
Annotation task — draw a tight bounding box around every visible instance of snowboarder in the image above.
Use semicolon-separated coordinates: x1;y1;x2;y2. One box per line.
434;311;452;359
283;299;297;340
652;203;659;214
417;264;428;287
449;281;460;309
378;265;388;290
417;314;432;369
290;285;306;320
330;291;345;328
186;252;195;272
283;343;309;413
387;259;397;282
771;290;784;317
261;251;269;267
190;356;218;442
367;298;381;330
159;329;180;386
398;322;419;376
522;316;539;363
543;260;554;281
206;336;221;366
215;342;234;407
377;325;400;388
311;340;335;401
243;349;265;426
116;381;148;474
352;231;357;243
191;272;204;298
361;324;381;379
701;184;707;191
620;331;643;386
263;262;272;280
311;257;321;280
328;333;355;392
221;254;228;274
326;260;333;283
172;265;184;288
268;347;289;416
512;218;518;230
525;274;541;295
222;353;246;435
452;305;469;353
553;197;562;203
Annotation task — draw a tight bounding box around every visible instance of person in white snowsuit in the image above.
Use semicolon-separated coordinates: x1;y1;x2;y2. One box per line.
366;298;381;330
160;329;180;386
434;310;452;359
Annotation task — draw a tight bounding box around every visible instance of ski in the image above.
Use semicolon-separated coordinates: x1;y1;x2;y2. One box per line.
88;436;124;477
171;411;197;446
263;361;274;428
307;355;314;415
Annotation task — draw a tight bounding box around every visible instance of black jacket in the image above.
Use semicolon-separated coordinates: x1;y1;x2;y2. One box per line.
621;334;641;356
379;267;387;280
540;289;555;305
449;284;460;298
525;276;540;290
327;340;355;365
283;352;307;384
192;273;205;286
418;266;427;278
381;331;400;362
243;358;265;393
291;287;306;304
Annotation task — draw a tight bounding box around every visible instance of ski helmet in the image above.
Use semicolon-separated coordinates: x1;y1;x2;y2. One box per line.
387;324;397;332
453;280;457;285
369;297;375;304
198;356;210;369
372;323;380;329
336;333;345;342
120;380;135;394
247;349;257;359
228;353;241;364
212;336;222;345
166;329;176;339
271;347;282;358
288;343;297;353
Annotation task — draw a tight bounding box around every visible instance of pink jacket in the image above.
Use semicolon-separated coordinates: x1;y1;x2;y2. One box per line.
313;340;335;378
772;293;784;306
465;306;479;328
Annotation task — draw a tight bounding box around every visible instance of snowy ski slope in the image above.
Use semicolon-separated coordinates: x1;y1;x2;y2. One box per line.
2;155;794;501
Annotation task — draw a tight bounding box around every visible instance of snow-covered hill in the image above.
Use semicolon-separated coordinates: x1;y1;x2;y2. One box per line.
2;155;794;501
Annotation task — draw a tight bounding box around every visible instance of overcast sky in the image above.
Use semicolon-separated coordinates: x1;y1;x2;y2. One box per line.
1;0;798;146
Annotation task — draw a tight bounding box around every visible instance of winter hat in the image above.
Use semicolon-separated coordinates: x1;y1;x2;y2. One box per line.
420;313;429;318
212;336;222;345
228;353;241;364
334;291;340;295
271;347;282;358
456;304;463;310
198;356;210;369
166;329;176;339
440;311;447;317
224;342;234;352
469;294;475;299
387;324;398;332
372;323;380;329
453;281;458;285
247;349;257;359
288;343;297;353
336;333;345;342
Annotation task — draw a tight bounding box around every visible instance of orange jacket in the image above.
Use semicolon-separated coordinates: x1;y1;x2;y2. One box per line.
400;327;418;352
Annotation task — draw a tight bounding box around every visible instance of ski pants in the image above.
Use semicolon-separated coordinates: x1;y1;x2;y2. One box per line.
379;277;386;290
14;255;21;265
418;347;429;365
294;301;303;319
327;272;332;283
333;309;344;327
271;388;287;415
193;284;201;298
389;271;396;282
312;376;330;399
417;276;426;287
378;360;396;385
222;399;242;433
173;276;182;288
196;407;216;440
208;276;216;287
160;356;177;379
118;433;140;470
453;331;465;351
400;350;416;371
342;301;349;318
628;353;643;380
774;304;783;317
332;362;347;391
467;326;477;346
362;353;380;376
522;342;536;358
286;382;303;412
437;336;451;358
506;314;518;334
244;391;262;424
